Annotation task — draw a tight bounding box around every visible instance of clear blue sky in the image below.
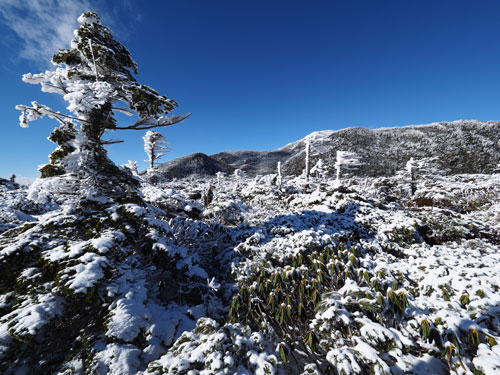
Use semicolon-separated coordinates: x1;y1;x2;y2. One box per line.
1;0;500;179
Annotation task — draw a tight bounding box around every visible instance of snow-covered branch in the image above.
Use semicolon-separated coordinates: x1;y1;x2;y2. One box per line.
115;113;191;130
15;102;84;128
101;139;125;145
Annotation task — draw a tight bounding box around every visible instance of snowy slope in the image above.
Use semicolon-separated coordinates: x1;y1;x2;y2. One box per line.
0;161;499;374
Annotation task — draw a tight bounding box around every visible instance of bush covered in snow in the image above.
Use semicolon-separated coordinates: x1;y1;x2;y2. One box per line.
1;165;500;374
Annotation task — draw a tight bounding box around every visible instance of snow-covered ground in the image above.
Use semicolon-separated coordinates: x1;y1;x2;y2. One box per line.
142;172;500;374
0;172;499;374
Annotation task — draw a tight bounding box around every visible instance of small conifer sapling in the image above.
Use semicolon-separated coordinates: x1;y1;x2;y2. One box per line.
304;141;311;181
143;130;170;170
406;157;418;196
277;161;282;190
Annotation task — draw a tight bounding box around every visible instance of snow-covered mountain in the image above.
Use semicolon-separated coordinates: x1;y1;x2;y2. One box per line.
279;120;500;177
158;120;500;178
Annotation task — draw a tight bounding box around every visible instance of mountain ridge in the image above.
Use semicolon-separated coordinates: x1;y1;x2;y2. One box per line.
156;120;500;178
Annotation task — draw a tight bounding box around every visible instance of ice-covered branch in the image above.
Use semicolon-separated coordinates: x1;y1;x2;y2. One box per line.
111;107;134;116
115;113;191;130
41;83;68;95
15;102;84;128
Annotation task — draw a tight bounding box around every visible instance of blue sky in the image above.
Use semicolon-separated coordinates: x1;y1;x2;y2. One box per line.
1;0;500;179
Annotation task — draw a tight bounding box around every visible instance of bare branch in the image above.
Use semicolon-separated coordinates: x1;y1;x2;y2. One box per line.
101;139;125;145
114;113;191;130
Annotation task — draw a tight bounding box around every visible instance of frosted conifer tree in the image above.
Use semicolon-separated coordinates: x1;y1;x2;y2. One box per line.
335;151;360;184
216;171;225;189
406;157;418;196
16;12;189;190
277;161;282;190
404;156;445;196
304;141;311;181
143;130;170;170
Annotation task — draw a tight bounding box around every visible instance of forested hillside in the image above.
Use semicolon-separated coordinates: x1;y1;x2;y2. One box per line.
158;121;500;178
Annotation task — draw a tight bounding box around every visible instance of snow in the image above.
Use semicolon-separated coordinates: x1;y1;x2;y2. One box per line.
94;343;142;375
90;232;117;254
326;348;361;374
357;316;401;349
123;203;147;217
106;268;150;342
473;344;500;374
65;252;108;293
353;339;390;375
248;350;278;375
0;293;62;337
44;242;87;262
149;318;279;375
1;152;500;374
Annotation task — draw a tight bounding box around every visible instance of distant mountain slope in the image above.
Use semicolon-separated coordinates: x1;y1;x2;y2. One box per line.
156;152;234;178
300;120;500;177
211;150;293;175
160;120;500;177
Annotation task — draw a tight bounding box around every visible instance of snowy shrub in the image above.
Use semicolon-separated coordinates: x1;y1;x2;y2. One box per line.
310;159;329;180
202;182;214;207
335;151;361;185
203;191;247;226
146;318;282;375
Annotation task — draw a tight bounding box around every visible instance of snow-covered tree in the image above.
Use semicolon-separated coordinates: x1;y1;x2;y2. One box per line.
16;12;189;185
335;150;360;184
202;182;214;207
216;171;225;189
404;156;446;197
233;169;242;192
143;130;170;170
125;160;139;176
277;161;282;190
304;141;311;181
406;157;418;196
310;158;328;180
